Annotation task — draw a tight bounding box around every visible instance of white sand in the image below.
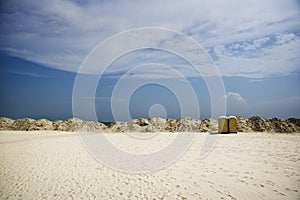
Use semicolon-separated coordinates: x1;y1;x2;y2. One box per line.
0;131;299;199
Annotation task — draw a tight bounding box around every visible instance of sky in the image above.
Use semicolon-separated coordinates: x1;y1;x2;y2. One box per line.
0;0;300;121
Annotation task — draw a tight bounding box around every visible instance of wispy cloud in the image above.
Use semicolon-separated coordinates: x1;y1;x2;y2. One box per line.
212;33;300;78
1;68;51;78
0;0;299;78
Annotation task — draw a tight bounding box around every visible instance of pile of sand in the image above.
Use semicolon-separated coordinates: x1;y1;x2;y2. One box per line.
109;117;218;133
0;116;299;133
237;116;300;133
0;117;107;132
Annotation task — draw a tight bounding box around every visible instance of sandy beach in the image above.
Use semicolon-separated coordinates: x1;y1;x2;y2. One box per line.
0;131;299;199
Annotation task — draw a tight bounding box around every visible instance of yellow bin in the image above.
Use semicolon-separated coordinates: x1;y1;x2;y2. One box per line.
228;116;237;133
218;116;228;133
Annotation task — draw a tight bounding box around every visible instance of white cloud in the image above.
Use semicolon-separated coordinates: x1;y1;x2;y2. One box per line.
239;37;270;51
214;33;300;78
225;92;247;105
223;92;248;116
275;33;297;45
0;0;299;78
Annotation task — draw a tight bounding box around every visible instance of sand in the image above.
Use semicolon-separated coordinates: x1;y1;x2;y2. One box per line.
0;131;299;199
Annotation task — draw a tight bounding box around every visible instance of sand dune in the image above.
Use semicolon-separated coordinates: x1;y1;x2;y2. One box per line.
1;116;300;133
0;131;299;199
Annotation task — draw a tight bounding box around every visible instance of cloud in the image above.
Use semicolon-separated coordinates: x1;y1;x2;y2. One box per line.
213;33;300;78
223;92;248;116
225;92;247;105
2;69;50;78
105;48;214;79
0;0;299;78
222;93;300;118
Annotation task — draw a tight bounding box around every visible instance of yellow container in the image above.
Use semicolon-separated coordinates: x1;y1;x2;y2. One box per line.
228;116;237;133
218;116;228;133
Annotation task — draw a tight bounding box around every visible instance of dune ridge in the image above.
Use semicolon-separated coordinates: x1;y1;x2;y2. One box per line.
0;116;299;133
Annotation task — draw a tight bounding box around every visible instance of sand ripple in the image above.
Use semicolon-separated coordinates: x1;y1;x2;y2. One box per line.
0;131;299;199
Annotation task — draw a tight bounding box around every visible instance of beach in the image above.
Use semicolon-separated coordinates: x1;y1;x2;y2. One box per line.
0;131;299;199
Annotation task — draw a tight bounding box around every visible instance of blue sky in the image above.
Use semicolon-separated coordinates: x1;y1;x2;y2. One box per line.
0;0;300;121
